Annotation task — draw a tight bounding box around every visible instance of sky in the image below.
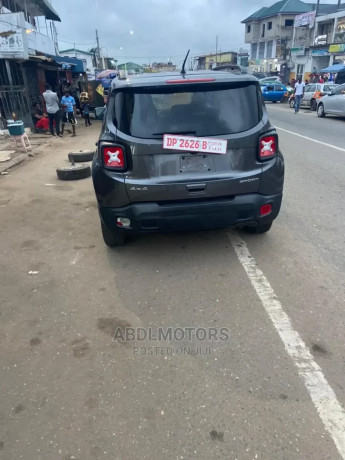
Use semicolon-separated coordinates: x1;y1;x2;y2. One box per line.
51;0;339;67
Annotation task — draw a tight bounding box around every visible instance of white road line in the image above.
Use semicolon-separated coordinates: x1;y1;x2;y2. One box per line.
275;126;345;153
229;233;345;459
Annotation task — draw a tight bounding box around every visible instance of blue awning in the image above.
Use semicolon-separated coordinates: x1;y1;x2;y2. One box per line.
320;63;345;73
46;54;85;73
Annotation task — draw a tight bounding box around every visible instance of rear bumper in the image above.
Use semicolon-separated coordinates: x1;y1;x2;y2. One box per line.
99;193;283;233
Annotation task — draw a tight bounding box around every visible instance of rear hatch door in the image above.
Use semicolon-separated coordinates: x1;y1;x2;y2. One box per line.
112;80;266;202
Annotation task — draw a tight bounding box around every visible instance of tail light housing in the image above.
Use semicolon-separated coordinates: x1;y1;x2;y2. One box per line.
258;134;278;161
101;144;126;171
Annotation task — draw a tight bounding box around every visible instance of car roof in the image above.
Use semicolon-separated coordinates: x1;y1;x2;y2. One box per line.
110;70;258;90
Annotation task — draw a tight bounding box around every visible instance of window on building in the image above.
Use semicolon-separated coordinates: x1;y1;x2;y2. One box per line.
296;64;304;77
261;24;265;37
268;21;273;30
285;19;294;27
259;42;265;59
247;25;251;33
251;43;258;59
266;41;273;58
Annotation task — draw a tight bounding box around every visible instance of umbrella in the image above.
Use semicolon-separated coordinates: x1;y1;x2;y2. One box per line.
96;69;118;79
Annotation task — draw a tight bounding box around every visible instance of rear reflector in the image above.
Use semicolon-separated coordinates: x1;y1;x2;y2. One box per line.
103;145;126;170
166;78;216;84
259;135;277;160
260;204;272;216
117;217;131;227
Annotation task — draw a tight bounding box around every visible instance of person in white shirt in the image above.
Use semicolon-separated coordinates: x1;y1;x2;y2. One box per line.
294;77;305;113
43;84;62;136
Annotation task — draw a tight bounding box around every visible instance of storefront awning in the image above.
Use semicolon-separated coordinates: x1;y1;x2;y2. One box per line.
31;0;61;21
47;55;85;73
29;55;60;66
320;63;345;72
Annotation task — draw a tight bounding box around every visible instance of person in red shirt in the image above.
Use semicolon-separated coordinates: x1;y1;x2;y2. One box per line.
319;75;324;83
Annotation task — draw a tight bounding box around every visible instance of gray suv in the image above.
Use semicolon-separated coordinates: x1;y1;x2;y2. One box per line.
92;71;284;246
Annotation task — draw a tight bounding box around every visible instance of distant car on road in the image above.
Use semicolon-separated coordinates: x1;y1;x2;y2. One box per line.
261;83;288;103
300;83;338;111
317;83;345;118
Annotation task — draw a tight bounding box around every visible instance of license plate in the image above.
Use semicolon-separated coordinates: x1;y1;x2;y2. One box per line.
180;155;210;172
163;134;227;155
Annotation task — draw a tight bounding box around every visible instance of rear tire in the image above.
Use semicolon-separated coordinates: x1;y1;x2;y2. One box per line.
246;222;272;234
317;103;326;118
310;99;317;111
272;100;277;103
289;99;295;108
101;221;126;247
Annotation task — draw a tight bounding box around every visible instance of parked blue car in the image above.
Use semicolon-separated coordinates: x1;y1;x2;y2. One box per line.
261;83;288;103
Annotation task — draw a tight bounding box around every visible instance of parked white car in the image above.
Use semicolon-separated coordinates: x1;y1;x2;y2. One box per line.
300;83;337;111
317;83;345;118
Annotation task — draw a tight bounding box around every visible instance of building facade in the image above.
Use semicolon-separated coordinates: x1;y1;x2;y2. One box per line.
242;0;313;77
195;51;237;70
0;0;61;125
243;0;345;81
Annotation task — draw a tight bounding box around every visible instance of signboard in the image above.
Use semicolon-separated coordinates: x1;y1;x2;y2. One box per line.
291;46;305;56
334;18;345;44
0;12;28;60
314;35;327;46
96;84;104;97
294;10;316;29
329;44;345;53
311;49;329;56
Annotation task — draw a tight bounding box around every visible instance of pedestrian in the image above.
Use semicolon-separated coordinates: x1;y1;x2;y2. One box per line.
61;90;77;137
43;83;61;137
294;76;305;114
31;102;49;132
81;97;92;127
319;75;324;83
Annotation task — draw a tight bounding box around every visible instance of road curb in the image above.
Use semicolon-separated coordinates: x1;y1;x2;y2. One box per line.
0;153;29;174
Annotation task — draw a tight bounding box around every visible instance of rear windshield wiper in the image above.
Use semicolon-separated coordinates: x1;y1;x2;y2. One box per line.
152;130;197;136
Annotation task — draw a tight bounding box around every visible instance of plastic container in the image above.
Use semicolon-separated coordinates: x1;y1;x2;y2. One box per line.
7;121;25;136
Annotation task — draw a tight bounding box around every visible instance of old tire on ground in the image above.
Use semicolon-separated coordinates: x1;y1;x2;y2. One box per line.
101;221;126;247
56;163;91;181
317;103;326;118
68;150;95;163
246;222;272;234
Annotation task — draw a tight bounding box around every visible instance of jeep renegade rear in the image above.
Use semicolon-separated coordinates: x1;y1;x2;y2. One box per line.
92;71;284;246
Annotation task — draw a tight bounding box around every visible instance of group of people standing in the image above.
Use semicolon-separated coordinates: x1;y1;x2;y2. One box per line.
31;83;92;137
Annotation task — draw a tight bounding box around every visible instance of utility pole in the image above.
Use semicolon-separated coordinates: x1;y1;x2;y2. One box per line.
96;29;101;68
215;35;218;67
316;0;320;16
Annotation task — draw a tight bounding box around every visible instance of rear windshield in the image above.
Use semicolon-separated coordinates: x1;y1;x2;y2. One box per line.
112;82;262;139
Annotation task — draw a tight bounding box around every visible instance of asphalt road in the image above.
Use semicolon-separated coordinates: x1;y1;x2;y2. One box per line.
0;112;344;460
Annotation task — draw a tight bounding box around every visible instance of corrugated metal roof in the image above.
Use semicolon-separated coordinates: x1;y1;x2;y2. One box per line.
242;0;312;23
